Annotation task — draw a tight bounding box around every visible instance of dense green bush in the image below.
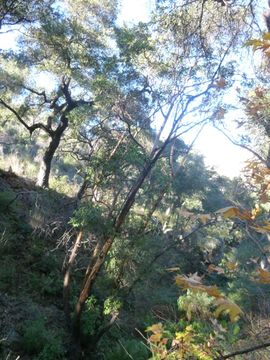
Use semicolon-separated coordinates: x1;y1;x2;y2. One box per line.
81;296;102;337
105;339;149;360
22;318;64;359
0;191;16;211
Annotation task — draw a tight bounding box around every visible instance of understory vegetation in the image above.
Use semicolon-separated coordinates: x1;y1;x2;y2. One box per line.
2;0;270;359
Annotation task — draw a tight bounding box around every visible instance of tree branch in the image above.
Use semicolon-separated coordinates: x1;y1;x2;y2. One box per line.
216;341;270;359
60;77;94;113
61;76;74;108
214;124;267;166
126;219;217;295
0;98;53;135
23;85;50;104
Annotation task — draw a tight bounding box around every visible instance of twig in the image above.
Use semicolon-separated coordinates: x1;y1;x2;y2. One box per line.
118;340;134;359
215;340;270;359
214;124;267;166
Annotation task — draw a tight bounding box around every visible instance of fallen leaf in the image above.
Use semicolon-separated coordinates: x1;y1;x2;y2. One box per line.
256;268;270;284
146;323;163;333
208;264;225;274
252;222;270;234
224;262;238;271
251;204;261;219
198;214;212;224
216;206;252;221
149;333;162;343
214;298;243;322
175;274;223;298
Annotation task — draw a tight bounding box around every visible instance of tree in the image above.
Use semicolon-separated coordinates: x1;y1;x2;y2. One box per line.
65;0;260;349
0;0;54;29
0;0;118;187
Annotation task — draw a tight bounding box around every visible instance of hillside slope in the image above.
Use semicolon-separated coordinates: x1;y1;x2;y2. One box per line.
0;169;74;359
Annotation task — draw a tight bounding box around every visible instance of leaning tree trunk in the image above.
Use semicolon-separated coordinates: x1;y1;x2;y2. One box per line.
72;142;168;336
36;116;68;188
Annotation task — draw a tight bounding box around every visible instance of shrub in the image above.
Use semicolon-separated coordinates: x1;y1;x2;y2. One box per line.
22;318;47;355
0;191;16;212
81;296;101;337
105;339;149;360
22;318;64;359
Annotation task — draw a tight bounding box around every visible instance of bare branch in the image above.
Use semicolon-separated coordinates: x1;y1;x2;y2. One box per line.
23;85;50;104
125;123;145;151
0;97;52;135
126;218;217;295
214;124;267;166
216;341;270;360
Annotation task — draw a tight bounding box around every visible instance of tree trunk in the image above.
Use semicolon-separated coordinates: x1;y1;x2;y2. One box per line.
63;230;83;322
73;236;114;335
266;143;270;169
77;177;89;201
73;143;168;335
36;116;68;188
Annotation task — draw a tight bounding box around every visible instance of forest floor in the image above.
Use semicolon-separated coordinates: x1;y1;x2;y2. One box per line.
0;169;74;359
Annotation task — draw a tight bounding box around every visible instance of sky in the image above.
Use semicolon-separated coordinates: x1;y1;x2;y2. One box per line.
119;0;155;24
0;0;261;178
0;31;17;50
184;125;250;177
